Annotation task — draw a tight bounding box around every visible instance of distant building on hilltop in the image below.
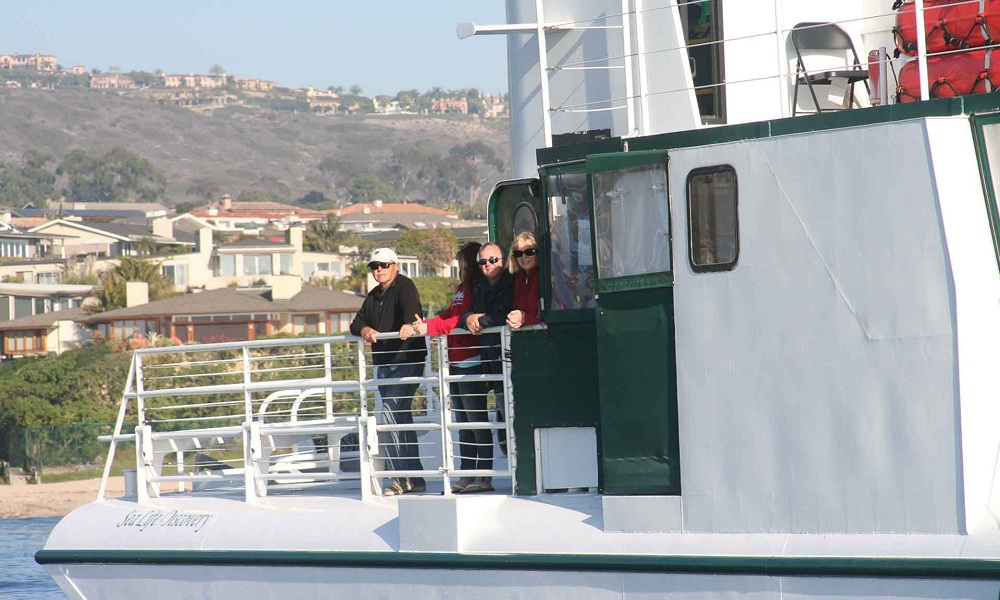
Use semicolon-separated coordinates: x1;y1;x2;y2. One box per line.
234;77;277;92
431;98;469;115
0;54;57;72
90;73;135;89
481;94;507;119
305;87;340;113
163;73;226;89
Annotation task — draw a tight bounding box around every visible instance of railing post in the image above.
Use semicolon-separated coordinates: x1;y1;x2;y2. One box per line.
359;416;376;501
323;341;334;419
437;335;456;495
136;424;153;502
242;346;253;422
914;0;930;101
134;352;146;428
357;338;379;496
243;420;262;502
501;327;517;491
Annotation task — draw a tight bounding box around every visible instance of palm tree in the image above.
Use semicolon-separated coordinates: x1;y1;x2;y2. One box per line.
89;256;174;313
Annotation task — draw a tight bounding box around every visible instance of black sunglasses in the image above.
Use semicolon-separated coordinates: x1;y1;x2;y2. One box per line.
368;262;393;271
513;248;537;259
477;256;501;266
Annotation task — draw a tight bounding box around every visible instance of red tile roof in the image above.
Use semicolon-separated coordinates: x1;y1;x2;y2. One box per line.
191;201;324;220
334;203;456;217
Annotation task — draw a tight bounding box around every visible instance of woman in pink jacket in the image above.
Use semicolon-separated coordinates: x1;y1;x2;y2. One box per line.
400;242;493;493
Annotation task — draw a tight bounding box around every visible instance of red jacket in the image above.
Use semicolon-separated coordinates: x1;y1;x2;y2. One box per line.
513;269;540;326
425;283;480;363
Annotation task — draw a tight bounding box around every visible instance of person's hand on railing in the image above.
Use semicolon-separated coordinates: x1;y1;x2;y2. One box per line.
399;315;427;340
465;313;485;334
360;326;380;344
506;310;525;329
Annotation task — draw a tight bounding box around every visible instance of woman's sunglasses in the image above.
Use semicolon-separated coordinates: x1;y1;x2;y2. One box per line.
513;248;537;259
477;256;502;266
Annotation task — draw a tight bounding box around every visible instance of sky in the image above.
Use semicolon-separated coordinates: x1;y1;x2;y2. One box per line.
3;1;510;96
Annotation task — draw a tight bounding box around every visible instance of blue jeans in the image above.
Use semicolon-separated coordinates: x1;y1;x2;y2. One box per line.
450;364;492;471
376;362;425;480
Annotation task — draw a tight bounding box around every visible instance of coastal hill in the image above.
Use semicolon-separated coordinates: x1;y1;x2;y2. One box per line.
0;87;509;208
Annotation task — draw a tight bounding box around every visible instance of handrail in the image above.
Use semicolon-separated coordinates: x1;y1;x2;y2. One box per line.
107;328;515;503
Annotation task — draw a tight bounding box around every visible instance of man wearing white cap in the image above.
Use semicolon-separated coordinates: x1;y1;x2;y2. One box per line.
350;248;427;495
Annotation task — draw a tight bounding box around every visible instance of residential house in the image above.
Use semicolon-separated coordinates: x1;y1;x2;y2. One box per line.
234;78;277;92
335;201;461;232
373;97;402;115
163;73;226;89
0;228;71;285
431;98;469;114
20;201;170;220
90;73;135;89
0;54;57;71
0;282;93;357
0;231;63;261
84;279;363;344
305;87;340;113
0;282;92;322
190;196;325;233
0;306;89;359
29;219;137;259
335;201;487;277
481;94;507;119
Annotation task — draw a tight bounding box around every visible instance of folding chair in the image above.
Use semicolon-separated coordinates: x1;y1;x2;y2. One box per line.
790;22;871;115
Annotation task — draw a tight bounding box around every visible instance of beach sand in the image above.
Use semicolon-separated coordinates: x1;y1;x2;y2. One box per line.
0;476;125;519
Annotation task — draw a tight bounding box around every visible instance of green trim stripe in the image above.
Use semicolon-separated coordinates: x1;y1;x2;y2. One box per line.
35;549;1000;580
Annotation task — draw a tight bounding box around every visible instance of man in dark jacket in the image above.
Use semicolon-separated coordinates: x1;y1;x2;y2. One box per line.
350;248;427;496
461;242;514;490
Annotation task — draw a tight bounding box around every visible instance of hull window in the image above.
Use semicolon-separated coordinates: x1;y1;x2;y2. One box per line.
687;165;739;272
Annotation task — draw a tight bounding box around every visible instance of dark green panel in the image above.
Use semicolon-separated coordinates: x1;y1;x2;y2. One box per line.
537;137;624;168
510;322;600;495
586;150;668;173
596;286;680;495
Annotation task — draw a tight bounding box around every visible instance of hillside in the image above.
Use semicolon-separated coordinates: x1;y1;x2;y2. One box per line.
0;87;510;208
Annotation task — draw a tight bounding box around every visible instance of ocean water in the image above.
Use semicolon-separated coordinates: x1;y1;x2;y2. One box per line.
0;517;66;599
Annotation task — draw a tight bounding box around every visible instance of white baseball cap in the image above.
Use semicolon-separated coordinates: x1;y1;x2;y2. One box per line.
368;248;399;265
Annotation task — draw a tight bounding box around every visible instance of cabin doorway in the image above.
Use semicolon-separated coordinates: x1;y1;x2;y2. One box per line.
587;151;681;495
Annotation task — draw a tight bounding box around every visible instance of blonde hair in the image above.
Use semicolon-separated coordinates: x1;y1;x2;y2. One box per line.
508;231;538;275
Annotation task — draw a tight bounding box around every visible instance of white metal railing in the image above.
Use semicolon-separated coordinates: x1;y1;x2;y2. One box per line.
96;328;514;503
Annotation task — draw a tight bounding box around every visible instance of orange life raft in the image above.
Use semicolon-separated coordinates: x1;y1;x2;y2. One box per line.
894;0;1000;56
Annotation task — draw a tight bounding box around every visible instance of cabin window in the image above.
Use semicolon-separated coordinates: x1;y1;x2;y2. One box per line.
513;202;538;236
546;172;595;309
680;0;725;124
593;163;672;278
687;165;739;272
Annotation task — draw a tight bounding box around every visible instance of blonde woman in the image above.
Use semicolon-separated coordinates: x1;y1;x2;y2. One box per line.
506;232;541;329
